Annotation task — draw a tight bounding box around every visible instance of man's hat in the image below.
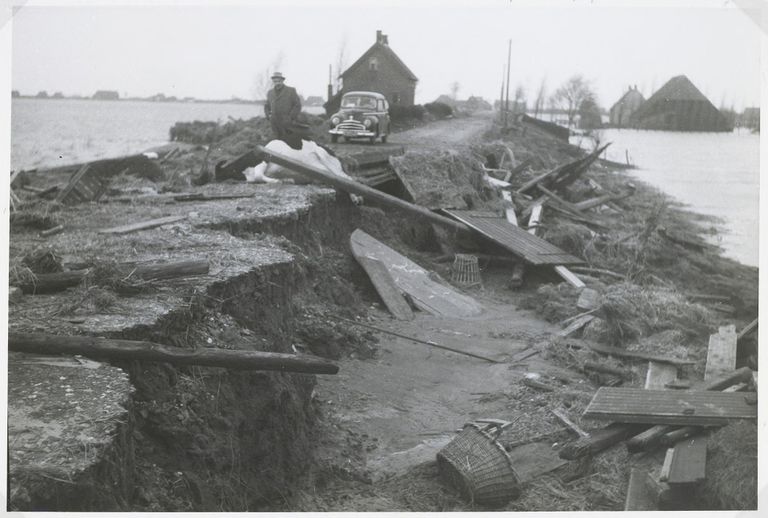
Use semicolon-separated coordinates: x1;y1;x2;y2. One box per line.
271;72;285;80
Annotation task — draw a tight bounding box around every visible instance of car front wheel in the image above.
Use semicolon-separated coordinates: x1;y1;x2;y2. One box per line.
331;134;339;143
381;134;388;143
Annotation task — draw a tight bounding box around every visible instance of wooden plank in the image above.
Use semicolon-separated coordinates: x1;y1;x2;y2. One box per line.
551;408;590;438
443;209;582;265
97;215;187;235
737;318;758;340
705;325;737;380
583;387;757;425
645;361;678;390
666;436;707;485
586;342;694;366
352;255;413;320
506;441;568;482
624;468;657;511
527;204;543;234
501;190;518;226
557;314;595;337
554;265;585;288
659;448;675;482
349;229;482;319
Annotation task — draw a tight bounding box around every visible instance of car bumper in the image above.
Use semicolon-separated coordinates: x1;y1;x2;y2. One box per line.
329;129;376;138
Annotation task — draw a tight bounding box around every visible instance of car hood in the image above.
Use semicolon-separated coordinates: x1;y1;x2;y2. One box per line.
335;108;378;117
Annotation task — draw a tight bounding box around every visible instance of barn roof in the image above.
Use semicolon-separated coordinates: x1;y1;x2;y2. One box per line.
341;41;418;82
645;75;710;104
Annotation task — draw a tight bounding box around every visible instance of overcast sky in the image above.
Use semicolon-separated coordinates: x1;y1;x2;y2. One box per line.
8;0;765;110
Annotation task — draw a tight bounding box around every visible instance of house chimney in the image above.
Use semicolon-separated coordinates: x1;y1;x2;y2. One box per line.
382;34;388;45
376;30;383;43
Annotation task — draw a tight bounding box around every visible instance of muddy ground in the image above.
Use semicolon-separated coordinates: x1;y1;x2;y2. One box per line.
7;110;758;512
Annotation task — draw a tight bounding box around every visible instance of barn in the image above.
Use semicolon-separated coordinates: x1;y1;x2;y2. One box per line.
629;75;731;132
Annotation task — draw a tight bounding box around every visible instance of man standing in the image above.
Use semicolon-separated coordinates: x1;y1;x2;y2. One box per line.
264;72;302;141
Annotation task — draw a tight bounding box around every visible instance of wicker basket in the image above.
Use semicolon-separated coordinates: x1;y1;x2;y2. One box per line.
436;422;521;507
451;254;482;287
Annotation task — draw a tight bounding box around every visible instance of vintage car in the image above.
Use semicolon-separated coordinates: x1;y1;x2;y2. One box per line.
328;91;390;144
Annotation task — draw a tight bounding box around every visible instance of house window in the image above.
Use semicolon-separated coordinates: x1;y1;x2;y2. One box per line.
369;58;378;71
391;93;401;105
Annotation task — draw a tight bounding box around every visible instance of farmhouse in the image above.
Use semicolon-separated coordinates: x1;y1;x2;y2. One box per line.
629;75;731;132
340;30;418;107
609;86;645;128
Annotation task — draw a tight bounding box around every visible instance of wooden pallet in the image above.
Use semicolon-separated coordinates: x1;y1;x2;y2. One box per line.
443;209;583;266
55;163;107;205
584;387;757;426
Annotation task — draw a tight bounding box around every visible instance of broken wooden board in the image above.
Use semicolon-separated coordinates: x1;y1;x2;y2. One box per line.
645;361;678;390
553;265;585;288
737;318;758;340
443;209;583;266
583;387;757;426
507;441;568;482
663;436;707;485
705;325;737;380
351;254;414;321
349;229;482;319
55;163;108;205
97;215;187;235
586;342;694;366
624;468;657;511
576;288;599;310
557;314;595;337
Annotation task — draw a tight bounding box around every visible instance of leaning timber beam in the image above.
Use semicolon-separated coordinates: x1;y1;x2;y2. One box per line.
258;146;470;235
18;259;210;294
9;332;339;375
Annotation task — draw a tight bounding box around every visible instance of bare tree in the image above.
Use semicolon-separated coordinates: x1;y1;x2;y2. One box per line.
335;36;348;94
513;84;526;113
251;51;285;101
551;75;597;127
533;77;547;118
450;81;460;100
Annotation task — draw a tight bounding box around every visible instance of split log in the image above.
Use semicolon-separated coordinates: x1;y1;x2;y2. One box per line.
9;332;339;374
554;265;586;288
39;225;65;237
258;145;469;234
559;423;644;460
17;259;210;294
583;361;632;379
659;426;702;446
535;185;583;214
522;377;556;392
98;215;187;234
586;342;694;366
737;317;758;341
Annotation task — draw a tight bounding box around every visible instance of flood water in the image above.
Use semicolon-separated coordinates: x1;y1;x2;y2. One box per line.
11;100;760;266
573;129;759;267
10;98;325;171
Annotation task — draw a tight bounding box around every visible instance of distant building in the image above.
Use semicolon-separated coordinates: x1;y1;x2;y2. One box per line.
36;91;49;98
739;107;760;131
339;30;418;107
11;90;20;98
52;91;64;98
93;90;119;101
609;86;645;127
304;96;324;106
629;75;731;132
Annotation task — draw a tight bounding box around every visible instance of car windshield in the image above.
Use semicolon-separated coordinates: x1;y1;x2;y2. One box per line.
341;95;377;109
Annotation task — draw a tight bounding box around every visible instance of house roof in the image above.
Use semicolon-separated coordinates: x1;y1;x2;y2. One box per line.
341;42;418;82
610;88;645;111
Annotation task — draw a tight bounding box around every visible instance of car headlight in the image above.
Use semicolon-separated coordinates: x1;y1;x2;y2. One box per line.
331;116;341;126
363;117;377;128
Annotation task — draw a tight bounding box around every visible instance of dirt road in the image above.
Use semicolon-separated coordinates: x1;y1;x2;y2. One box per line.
297;112;588;510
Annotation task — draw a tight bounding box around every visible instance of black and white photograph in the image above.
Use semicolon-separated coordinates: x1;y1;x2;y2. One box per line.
3;0;764;513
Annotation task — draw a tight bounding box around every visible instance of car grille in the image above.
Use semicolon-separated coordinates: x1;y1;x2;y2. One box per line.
337;120;366;131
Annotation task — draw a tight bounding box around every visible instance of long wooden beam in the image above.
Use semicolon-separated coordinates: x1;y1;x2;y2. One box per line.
9;332;339;374
258;145;469;234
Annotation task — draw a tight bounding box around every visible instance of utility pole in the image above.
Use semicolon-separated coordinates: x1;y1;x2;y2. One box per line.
327;64;333;102
500;65;505;125
504;39;511;130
